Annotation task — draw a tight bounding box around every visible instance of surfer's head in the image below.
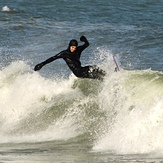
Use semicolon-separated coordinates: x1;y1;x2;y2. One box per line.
68;39;78;52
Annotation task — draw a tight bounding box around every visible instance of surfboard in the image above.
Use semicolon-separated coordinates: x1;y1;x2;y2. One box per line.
113;55;120;72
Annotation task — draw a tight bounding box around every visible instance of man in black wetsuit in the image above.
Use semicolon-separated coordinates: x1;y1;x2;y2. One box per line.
34;36;106;80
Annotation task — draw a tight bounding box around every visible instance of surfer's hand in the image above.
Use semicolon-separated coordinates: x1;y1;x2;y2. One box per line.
80;36;87;42
34;63;43;71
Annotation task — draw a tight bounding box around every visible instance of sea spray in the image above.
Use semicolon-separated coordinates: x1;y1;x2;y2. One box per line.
93;70;163;154
0;62;77;137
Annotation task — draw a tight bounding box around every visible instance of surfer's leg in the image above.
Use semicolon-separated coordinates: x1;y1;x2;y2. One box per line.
79;66;106;80
89;66;106;80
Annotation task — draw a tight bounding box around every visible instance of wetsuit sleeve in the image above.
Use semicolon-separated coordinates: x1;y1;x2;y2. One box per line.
34;52;64;71
74;36;89;59
80;36;89;50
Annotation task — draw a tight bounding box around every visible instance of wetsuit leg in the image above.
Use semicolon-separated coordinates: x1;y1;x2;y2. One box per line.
78;66;106;80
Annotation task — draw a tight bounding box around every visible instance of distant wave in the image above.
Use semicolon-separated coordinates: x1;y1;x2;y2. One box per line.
2;6;11;12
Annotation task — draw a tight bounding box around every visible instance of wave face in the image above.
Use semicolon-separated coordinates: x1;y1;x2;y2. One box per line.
0;60;163;155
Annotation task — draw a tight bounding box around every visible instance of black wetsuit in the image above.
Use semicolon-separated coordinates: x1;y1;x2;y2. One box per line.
34;36;106;80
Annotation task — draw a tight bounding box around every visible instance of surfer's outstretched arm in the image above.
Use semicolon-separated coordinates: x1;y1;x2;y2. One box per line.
34;52;63;71
77;36;89;54
80;36;89;47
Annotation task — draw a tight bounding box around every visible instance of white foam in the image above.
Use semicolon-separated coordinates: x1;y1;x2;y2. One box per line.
93;70;163;154
2;6;11;12
0;62;75;129
0;61;86;143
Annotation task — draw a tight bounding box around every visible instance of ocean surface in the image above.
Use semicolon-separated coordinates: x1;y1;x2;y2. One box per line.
0;0;163;162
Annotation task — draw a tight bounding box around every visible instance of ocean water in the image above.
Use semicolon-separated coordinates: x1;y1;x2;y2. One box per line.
0;0;163;162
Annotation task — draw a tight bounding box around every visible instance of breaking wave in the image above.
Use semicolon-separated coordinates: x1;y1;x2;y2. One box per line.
0;58;163;155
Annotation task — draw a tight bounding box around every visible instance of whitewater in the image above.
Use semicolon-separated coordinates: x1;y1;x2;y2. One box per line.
1;53;163;157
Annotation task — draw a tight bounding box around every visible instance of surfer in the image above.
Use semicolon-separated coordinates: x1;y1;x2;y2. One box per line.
34;36;106;80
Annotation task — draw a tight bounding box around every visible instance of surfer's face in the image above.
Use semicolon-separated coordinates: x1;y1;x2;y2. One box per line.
70;46;77;53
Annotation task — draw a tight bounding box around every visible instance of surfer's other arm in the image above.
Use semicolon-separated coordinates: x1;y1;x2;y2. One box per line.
34;53;62;71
